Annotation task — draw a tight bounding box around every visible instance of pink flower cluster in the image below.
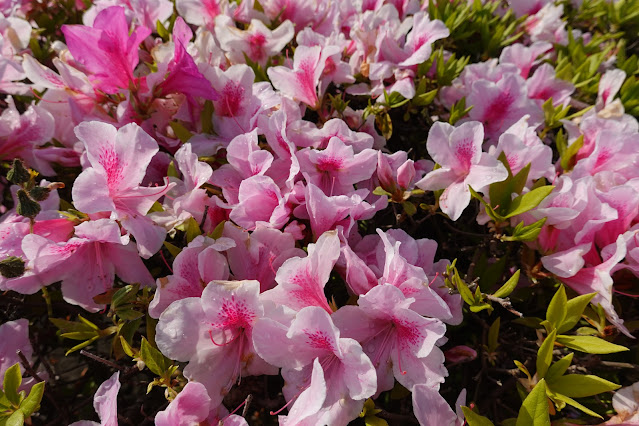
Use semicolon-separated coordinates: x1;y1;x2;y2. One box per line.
0;0;637;424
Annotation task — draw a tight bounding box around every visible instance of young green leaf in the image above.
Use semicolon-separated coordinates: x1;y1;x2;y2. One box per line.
140;337;169;376
557;293;596;334
536;329;557;379
516;379;550;426
546;286;567;330
501;218;547;242
19;381;45;417
5;409;24;426
549;374;621;398
544;353;573;384
493;270;520;298
514;360;531;381
3;364;22;407
504;185;554;219
461;406;495;426
556;335;628;354
549;392;602;419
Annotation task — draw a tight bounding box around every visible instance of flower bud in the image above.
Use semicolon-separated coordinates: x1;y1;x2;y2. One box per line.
29;186;51;202
7;159;30;185
16;189;41;219
0;256;26;278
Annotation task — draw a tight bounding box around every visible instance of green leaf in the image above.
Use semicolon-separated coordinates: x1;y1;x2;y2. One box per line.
155;19;170;41
536;329;557;379
169;121;193;143
549;374;621;398
19;381;45;417
469;302;493;313
461;406;495;426
501;218;547;242
557;293;596;334
412;88;439;106
516;379;550;426
546;286;567;330
364;416;388;426
200;100;214;134
556;335;628;354
560;135;584;172
545;353;573;384
504;185;554;219
457;278;475;306
375;111;393;140
489;154;530;214
550;392;602;419
111;284;139;309
65;336;99;356
3;364;22;406
373;186;392;196
163;241;181;257
119;336;135;358
5;410;24;426
487;317;500;353
514;360;531;381
493;270;520;298
469;186;506;222
184;217;201;243
140;337;169;376
402;201;417;216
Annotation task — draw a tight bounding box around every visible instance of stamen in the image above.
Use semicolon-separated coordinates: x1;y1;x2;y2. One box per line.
159;249;173;273
209;329;240;347
428;272;440;286
270;385;307;416
220;395;252;424
396;335;407;375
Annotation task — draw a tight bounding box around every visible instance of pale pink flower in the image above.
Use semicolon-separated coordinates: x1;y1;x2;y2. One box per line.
333;285;447;394
70;372;120;426
416;121;508;221
252;306;377;425
156;280;277;407
71;121;173;258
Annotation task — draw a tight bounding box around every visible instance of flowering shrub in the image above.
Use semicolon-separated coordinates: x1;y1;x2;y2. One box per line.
1;0;639;425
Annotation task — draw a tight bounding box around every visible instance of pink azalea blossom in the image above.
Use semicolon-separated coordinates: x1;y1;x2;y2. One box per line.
252;306;377;425
261;230;340;314
416;121;508;221
215;15;295;66
597;69;626;110
412;385;466;426
71;121;173;258
297;136;378;196
333;284;447;394
70;372;120;426
267;45;326;109
0;319;46;392
156;280;277;407
223;222;305;292
155;381;248;426
3;219;153;311
149;235;235;318
62;6;150;94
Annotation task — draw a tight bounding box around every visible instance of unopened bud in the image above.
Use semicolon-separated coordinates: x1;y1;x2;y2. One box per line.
0;256;26;278
29;186;51;201
16;189;41;219
7;159;30;185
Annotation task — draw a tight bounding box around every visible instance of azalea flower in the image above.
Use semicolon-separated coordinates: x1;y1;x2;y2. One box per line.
416;121;508;221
